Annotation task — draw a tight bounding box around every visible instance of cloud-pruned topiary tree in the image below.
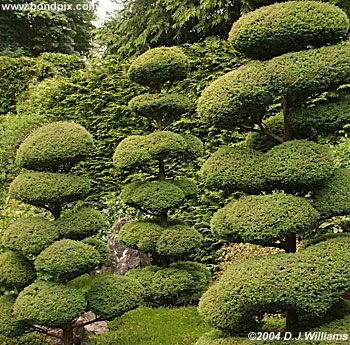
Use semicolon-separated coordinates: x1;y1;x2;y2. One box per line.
114;47;210;306
0;122;143;345
196;1;350;342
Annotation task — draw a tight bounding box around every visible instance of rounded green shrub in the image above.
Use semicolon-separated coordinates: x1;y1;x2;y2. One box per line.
245;113;284;152
265;140;334;191
129;93;194;124
198;41;350;128
118;220;163;253
121;181;185;214
127;266;195;306
200;146;266;193
86;274;144;319
15;122;94;172
198;237;350;334
171;178;198;197
289;94;350;135
211;193;319;245
0;296;26;337
2;217;59;258
14;281;86;328
0;251;35;289
128;47;189;89
312;169;350;218
182;134;204;159
170;261;210;301
229;1;349;60
113;131;188;171
156;225;202;260
0;333;50;345
9;172;91;211
82;237;110;265
34;239;101;281
56;207;107;240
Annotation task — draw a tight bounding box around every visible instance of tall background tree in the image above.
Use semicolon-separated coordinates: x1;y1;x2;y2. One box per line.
195;1;350;343
0;0;95;56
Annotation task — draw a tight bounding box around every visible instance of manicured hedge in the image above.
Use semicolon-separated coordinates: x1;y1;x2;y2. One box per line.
9;172;91;211
82;237;110;265
200;146;266;193
211;193;320;245
56;207;107;240
265;140;335;191
86;274;144;319
229;1;349;59
13;281;86;328
198;41;350;128
0;251;35;289
129;93;194;125
15;122;94;172
0;296;26;337
128;47;189;89
34;239;101;282
312;168;350;218
2;217;59;257
198;237;350;334
120;181;185;214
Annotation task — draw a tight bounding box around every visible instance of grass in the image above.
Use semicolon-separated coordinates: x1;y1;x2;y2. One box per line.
90;306;212;345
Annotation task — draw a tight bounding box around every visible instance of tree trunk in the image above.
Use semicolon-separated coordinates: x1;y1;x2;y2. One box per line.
62;326;74;345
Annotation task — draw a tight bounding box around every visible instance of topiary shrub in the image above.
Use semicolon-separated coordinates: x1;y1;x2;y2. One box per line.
34;239;101;282
211;193;320;246
197;1;350;340
0;296;27;337
14;281;87;328
115;47;209;306
15;122;94;172
2;218;59;258
312;168;350;218
128;47;189;89
0;122;143;345
0;251;35;290
86;274;144;319
229;1;349;60
264;140;334;192
199;238;350;334
56;207;107;240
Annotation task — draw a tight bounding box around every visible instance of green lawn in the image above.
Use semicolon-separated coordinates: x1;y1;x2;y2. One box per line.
90;306;212;345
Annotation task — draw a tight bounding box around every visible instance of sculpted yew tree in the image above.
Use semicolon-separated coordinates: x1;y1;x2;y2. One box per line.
113;47;210;306
197;1;350;340
0;122;143;345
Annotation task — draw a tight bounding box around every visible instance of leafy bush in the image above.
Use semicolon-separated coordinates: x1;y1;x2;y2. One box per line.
129;93;194;125
13;281;86;328
56;207;107;240
156;225;202;260
121;181;185;214
312;168;350;218
15;122;94;172
198;237;350;334
128;47;189;89
0;296;26;337
200;146;266;193
211;193;320;245
2;217;59;257
198;40;350;128
265;140;334;192
229;2;349;59
86;274;144;319
34;239;101;282
0;334;49;345
9;172;91;212
82;237;110;264
0;251;35;289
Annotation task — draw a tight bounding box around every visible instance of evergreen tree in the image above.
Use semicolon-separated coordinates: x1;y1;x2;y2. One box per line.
114;47;210;306
0;122;143;345
196;0;350;340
